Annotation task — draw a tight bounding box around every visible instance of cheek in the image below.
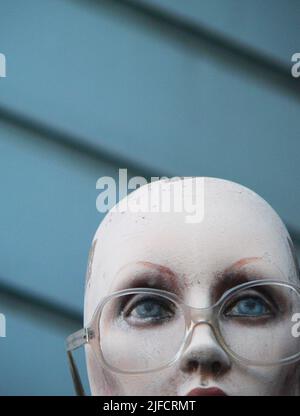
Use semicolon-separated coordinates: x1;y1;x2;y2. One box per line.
227;363;300;396
110;369;180;396
86;347;121;396
86;349;182;396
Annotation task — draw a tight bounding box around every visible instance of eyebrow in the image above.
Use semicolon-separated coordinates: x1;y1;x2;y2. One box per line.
211;257;264;302
113;257;264;301
114;261;184;296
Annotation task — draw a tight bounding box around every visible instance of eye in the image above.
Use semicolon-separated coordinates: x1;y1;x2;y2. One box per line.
224;295;273;318
123;296;175;325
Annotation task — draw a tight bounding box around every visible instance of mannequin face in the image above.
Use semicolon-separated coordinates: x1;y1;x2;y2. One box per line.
84;177;300;396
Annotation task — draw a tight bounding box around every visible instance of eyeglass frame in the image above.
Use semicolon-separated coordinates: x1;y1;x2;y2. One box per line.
66;279;300;395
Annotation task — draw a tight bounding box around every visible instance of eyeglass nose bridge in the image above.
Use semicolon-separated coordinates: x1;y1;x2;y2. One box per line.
183;308;220;356
184;302;217;327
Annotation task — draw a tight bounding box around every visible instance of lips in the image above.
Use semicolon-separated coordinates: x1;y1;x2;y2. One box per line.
186;387;227;396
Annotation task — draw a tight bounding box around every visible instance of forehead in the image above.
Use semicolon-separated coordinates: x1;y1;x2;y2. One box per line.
84;179;295;323
92;197;291;292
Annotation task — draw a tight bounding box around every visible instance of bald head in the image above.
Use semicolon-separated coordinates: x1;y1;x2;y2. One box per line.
84;177;298;325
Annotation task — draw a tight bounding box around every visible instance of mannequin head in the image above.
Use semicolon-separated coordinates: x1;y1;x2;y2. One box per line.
84;177;300;395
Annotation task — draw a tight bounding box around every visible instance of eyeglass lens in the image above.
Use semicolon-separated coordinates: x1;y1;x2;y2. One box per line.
99;284;300;372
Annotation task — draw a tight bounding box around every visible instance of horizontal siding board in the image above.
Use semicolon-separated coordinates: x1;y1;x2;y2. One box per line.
0;0;299;396
0;120;121;310
0;297;87;395
134;0;300;64
0;0;299;230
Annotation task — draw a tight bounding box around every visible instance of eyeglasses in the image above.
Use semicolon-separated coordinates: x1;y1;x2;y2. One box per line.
66;280;300;395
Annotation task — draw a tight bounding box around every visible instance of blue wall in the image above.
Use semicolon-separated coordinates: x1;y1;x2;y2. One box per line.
0;0;299;395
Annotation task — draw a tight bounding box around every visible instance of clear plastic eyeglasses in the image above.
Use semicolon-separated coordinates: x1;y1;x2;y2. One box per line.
66;280;300;395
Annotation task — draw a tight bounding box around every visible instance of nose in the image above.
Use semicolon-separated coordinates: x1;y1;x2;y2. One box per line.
179;323;231;377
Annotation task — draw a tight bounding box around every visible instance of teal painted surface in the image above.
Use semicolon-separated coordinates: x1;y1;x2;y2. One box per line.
0;296;89;395
0;0;299;228
0;0;299;395
137;0;300;63
0;120;117;310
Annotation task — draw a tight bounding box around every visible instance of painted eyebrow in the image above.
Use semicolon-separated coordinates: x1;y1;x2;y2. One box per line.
113;261;184;296
113;258;264;301
211;257;263;302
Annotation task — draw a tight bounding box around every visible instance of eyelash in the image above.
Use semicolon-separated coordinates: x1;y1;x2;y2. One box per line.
114;287;281;324
122;296;174;317
223;292;277;317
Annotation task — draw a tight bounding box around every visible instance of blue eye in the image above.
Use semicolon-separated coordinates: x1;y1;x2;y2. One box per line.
225;296;272;317
125;297;174;323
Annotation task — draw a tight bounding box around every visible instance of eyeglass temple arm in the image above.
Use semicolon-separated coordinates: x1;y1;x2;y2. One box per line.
66;328;89;396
